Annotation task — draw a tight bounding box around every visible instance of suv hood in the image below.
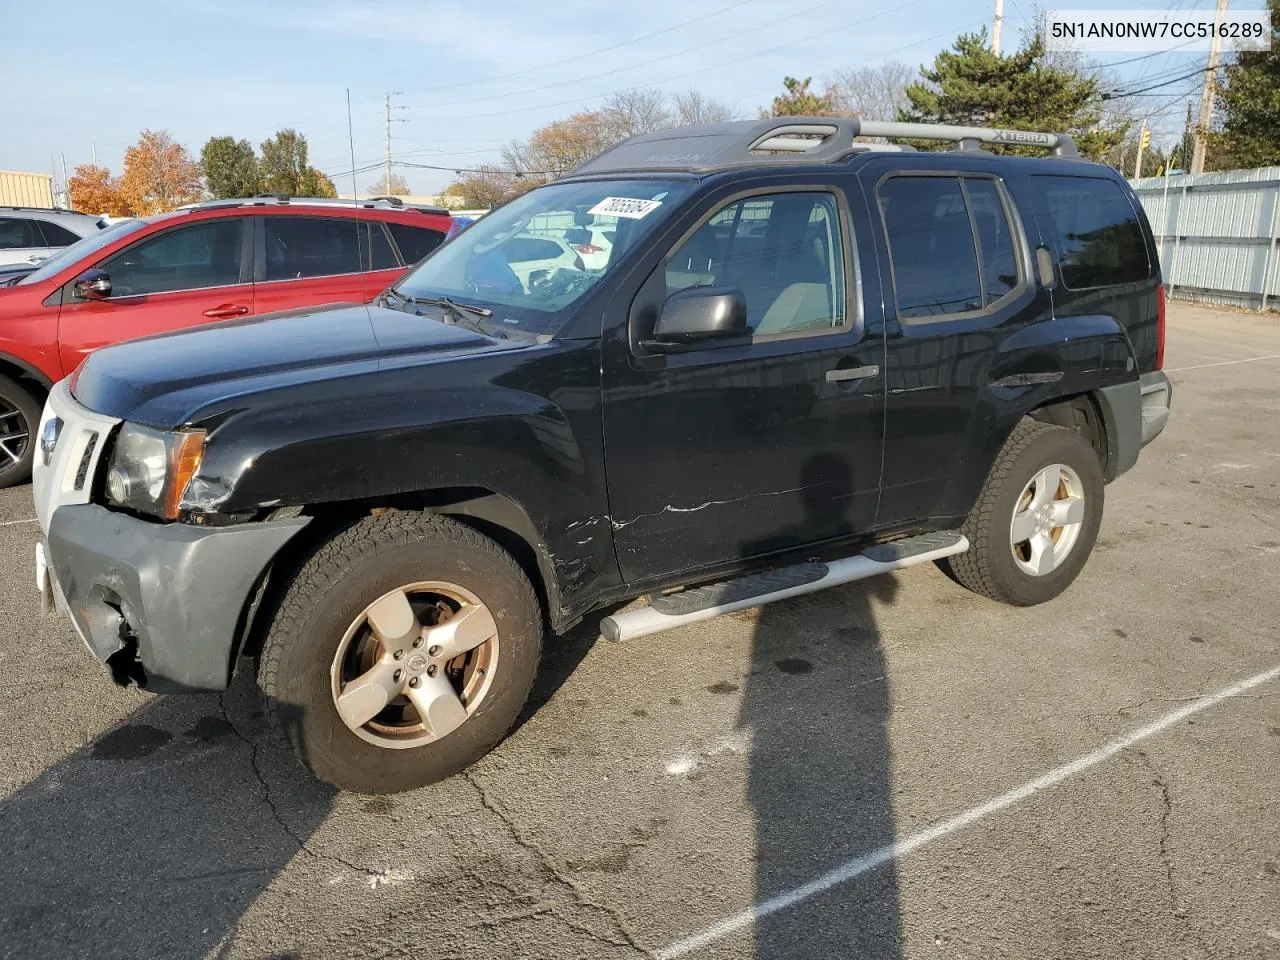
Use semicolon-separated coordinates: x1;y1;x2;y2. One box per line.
72;302;518;428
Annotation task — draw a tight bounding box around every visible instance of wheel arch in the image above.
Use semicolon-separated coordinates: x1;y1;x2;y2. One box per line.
0;352;53;397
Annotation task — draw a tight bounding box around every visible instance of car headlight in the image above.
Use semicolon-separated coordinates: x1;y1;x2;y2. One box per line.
104;423;206;520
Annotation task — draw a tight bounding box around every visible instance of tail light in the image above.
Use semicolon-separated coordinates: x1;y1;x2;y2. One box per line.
1156;283;1166;370
573;243;603;254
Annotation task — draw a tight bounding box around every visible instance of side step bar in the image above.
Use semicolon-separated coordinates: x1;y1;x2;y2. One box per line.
600;530;968;642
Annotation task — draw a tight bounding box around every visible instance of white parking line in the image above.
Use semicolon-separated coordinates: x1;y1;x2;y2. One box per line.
0;518;37;528
655;664;1280;959
1166;353;1280;373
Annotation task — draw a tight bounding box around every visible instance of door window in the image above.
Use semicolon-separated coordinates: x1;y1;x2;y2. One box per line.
385;222;445;264
37;221;84;247
664;191;847;338
877;175;1023;320
98;219;245;296
264;217;362;281
1032;175;1150;289
0;218;39;250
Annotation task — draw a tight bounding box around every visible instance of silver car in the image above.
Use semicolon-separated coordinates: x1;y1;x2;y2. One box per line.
0;207;105;267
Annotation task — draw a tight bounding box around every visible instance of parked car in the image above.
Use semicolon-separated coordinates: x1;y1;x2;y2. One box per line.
33;118;1171;794
0;207;105;267
0;196;452;486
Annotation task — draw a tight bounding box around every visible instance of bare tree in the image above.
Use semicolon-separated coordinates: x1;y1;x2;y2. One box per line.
601;88;673;139
825;62;915;120
672;89;741;125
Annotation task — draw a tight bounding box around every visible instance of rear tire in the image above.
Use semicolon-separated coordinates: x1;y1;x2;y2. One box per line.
258;511;542;794
944;419;1103;606
0;373;40;489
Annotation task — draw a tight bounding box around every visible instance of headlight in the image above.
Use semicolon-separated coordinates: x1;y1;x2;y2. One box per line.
104;423;206;519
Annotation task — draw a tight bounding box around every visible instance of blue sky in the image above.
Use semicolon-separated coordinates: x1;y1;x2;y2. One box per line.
2;0;1264;194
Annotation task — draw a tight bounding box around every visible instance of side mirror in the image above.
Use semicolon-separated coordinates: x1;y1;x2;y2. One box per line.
73;270;111;301
649;286;748;348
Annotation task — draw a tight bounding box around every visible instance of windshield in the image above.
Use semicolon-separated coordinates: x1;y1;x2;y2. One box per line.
393;179;691;337
19;219;146;285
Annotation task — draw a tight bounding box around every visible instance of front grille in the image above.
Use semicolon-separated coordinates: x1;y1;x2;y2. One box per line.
73;432;99;491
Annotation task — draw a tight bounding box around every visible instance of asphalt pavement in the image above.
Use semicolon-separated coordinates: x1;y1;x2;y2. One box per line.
0;301;1277;960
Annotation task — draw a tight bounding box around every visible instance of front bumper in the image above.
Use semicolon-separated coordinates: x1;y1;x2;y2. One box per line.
46;504;309;693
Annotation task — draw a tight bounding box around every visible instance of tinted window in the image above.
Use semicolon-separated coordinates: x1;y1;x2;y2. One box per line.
1034;175;1150;289
265;217;361;281
362;223;398;270
879;176;982;318
964;179;1020;303
0;218;38;250
386;222;445;264
18;219;145;285
99;219;245;296
37;221;83;247
502;237;566;263
665;191;847;337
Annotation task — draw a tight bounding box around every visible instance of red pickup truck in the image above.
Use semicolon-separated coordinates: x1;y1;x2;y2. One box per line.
0;196;453;486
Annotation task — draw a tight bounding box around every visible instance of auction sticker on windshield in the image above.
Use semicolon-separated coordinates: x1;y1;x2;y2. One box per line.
589;197;662;219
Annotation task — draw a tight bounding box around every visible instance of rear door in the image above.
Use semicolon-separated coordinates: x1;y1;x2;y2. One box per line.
252;215;404;313
0;217;52;267
56;216;253;373
858;159;1051;529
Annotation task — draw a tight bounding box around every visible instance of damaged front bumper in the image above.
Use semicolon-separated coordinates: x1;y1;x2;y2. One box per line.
44;504;309;693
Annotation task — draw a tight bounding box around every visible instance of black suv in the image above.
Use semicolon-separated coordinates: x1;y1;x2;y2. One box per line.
33;118;1171;793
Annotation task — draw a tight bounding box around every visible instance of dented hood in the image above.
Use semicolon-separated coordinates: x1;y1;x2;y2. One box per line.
71;302;516;428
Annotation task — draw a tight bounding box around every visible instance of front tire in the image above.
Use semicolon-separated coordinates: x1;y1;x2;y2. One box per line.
944;419;1104;606
258;512;542;794
0;374;41;489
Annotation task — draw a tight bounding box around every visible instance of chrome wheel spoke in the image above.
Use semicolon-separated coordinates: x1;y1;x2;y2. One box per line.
1030;464;1061;508
0;436;25;467
1052;495;1085;527
425;603;497;661
336;659;405;730
1027;531;1057;576
1010;507;1039;544
365;589;420;649
405;672;469;739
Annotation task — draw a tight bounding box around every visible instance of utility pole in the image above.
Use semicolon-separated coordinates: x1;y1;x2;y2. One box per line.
1134;121;1150;179
91;143;97;166
1191;0;1229;174
383;91;404;197
993;0;1004;56
60;154;69;208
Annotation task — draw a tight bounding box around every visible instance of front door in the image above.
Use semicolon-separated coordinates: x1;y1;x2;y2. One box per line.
602;184;885;584
57;216;253;374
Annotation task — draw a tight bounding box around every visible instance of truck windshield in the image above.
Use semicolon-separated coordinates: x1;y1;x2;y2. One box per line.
19;218;145;285
392;179;691;337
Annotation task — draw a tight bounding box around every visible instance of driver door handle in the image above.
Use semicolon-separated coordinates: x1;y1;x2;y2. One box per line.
203;303;251;319
826;364;879;383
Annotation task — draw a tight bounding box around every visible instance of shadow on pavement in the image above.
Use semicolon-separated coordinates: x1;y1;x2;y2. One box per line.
742;450;903;957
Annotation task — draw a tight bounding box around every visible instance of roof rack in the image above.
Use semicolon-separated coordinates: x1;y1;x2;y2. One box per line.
571;117;1078;176
3;205;91;215
176;196;451;216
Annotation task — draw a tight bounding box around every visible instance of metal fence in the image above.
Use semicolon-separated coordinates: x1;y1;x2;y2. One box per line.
1131;166;1280;310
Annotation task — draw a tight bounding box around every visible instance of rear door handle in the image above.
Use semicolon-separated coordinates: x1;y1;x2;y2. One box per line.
203;304;251;319
826;364;880;383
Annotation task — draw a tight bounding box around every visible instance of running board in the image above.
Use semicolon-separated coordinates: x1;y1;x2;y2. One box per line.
600;531;968;642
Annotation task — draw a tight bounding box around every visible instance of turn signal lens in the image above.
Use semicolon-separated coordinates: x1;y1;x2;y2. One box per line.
163;430;206;520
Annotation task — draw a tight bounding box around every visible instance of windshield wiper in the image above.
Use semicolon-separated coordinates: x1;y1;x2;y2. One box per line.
381;288;505;338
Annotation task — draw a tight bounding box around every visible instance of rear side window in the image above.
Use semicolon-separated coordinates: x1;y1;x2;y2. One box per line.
37;221;83;247
386;222;445;265
361;223;398;271
265;217;362;281
877;175;1023;320
1033;175;1150;289
0;217;39;250
99;219;245;296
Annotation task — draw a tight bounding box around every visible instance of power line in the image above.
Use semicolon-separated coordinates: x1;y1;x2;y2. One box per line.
1103;63;1220;99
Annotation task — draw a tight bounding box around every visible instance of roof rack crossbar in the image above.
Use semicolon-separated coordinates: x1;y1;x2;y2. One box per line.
855;120;1077;156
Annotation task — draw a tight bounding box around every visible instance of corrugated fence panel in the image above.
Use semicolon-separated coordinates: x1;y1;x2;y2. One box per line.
0;170;55;208
1131;167;1280;309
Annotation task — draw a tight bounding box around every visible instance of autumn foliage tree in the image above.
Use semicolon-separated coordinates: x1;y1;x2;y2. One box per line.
766;77;837;117
120;129;202;214
68;164;132;216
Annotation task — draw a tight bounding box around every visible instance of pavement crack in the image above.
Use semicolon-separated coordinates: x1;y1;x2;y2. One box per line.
217;694;379;881
1127;747;1184;918
463;770;652;957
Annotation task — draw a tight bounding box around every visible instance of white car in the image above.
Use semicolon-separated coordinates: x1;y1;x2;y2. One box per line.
498;233;585;291
0;207;105;267
563;224;616;271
